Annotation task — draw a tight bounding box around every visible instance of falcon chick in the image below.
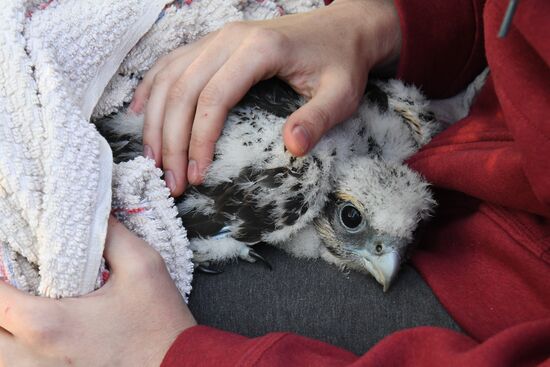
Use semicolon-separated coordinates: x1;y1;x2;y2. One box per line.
97;78;441;291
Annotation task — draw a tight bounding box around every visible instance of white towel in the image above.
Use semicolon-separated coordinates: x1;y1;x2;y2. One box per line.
0;0;322;300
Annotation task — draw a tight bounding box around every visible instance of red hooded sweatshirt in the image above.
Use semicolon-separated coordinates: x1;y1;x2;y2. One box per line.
162;0;550;365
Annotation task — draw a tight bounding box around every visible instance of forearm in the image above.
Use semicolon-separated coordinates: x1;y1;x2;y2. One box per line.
325;0;487;97
162;320;550;367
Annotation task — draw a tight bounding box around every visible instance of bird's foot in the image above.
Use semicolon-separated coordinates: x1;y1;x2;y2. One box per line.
190;237;272;272
239;246;273;270
195;262;224;274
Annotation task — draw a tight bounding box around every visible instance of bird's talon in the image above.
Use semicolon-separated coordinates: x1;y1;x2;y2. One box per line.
248;249;273;271
196;264;224;274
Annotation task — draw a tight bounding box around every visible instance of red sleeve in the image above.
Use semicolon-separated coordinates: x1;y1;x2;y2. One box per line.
393;0;487;98
483;0;550;211
406;0;550;216
160;2;550;367
162;320;550;366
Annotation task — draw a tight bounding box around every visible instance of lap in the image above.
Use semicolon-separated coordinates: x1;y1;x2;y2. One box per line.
188;244;460;355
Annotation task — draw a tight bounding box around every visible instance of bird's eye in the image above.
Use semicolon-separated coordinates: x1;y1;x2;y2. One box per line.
339;204;363;230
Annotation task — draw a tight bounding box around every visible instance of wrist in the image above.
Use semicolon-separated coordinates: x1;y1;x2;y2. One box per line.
125;326;189;367
331;0;401;76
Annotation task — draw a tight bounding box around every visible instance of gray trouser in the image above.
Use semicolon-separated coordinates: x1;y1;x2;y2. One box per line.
188;244;460;355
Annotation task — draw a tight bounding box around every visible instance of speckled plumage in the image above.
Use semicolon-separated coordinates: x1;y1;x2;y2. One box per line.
97;78;442;290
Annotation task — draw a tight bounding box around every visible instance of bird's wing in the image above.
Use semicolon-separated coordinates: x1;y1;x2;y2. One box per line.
178;78;333;244
95;78;333;244
237;78;304;118
178;152;332;244
370;80;442;147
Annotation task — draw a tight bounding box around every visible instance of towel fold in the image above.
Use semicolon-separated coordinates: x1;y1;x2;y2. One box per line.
0;0;322;299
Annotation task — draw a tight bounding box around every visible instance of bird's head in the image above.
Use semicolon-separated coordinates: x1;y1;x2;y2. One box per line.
314;157;434;291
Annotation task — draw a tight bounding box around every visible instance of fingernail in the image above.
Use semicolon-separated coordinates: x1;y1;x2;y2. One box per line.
291;124;310;155
143;145;154;160
188;160;198;184
164;170;176;192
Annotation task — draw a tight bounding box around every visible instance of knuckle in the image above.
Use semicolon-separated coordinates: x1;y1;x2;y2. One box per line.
245;28;286;63
25;312;62;346
142;115;155;133
166;79;188;105
153;70;174;86
155;53;172;68
143;250;165;272
342;81;362;105
161;143;187;159
221;21;248;35
141;71;155;86
197;83;223;108
333;72;363;109
338;88;360;113
128;248;166;278
259;28;286;50
305;105;331;132
27;324;56;345
141;68;159;86
189;133;216;150
133;83;146;99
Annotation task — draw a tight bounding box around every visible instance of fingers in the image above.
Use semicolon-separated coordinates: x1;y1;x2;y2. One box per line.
187;43;279;184
140;44;206;169
159;35;236;195
137;17;365;192
283;74;361;156
136;23;290;192
104;216;167;281
131;53;174;115
133;34;213;114
104;216;142;273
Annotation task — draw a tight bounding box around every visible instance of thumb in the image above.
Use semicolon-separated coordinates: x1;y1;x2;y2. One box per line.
104;215;155;274
283;79;360;156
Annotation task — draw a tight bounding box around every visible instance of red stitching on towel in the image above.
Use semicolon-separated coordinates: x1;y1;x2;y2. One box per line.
26;0;54;18
101;270;110;283
38;0;54;10
0;257;7;281
111;207;147;215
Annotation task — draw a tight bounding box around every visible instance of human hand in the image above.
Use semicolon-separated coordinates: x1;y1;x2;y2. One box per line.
132;0;401;195
0;216;196;367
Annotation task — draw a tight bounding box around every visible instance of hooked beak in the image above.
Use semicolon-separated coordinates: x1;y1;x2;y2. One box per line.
369;251;401;292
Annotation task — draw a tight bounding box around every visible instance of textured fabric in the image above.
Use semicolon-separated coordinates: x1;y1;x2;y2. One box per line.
94;0;324;119
164;321;550;367
112;158;193;298
162;0;550;365
407;0;550;341
0;0;188;298
409;191;550;341
0;0;323;299
188;245;459;355
394;0;487;98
